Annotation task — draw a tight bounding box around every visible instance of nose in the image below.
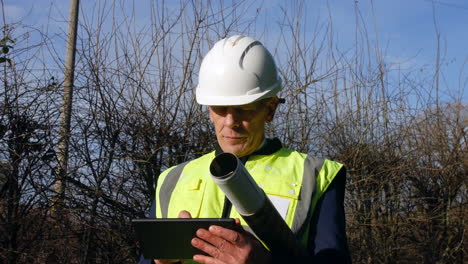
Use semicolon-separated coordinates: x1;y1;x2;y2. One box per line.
224;108;239;128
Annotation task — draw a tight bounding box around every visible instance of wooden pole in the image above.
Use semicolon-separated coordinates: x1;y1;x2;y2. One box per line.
52;0;80;219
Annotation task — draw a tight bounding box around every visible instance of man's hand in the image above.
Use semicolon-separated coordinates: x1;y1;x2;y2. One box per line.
191;218;272;264
153;210;192;264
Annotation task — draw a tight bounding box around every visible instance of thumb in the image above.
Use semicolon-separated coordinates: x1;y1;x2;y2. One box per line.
178;210;192;218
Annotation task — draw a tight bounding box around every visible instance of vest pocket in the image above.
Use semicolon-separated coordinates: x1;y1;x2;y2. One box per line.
168;177;206;218
262;180;302;227
261;180;301;199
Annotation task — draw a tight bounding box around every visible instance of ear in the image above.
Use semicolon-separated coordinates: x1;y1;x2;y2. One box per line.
208;106;214;123
265;97;279;123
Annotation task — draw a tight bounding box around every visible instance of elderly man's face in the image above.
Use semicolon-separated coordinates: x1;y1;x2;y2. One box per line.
209;98;279;157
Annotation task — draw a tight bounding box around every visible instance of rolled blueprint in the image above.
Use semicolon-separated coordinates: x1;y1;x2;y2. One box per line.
209;152;309;261
209;152;265;215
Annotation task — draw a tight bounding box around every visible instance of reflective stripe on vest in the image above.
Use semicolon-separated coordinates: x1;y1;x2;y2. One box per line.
155;148;343;248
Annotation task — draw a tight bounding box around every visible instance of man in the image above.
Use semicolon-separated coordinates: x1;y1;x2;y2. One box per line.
139;35;351;264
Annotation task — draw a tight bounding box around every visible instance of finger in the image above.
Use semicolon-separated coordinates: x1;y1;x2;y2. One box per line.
191;237;233;264
196;228;236;252
178;210;192;218
208;225;245;246
232;219;246;233
192;253;224;264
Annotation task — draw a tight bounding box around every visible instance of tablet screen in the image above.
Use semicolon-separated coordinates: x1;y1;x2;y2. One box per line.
133;218;235;259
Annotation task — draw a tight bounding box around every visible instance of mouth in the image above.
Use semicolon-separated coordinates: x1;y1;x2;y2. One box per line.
223;135;246;142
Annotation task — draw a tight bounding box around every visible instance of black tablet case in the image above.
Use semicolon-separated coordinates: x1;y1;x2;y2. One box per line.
132;218;235;259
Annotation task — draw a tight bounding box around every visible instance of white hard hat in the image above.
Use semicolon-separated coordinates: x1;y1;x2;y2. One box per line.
196;35;282;106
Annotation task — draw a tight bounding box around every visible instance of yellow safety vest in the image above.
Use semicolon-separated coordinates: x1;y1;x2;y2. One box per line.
155;147;343;261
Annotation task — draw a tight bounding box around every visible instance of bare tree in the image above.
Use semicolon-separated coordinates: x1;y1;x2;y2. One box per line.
0;1;466;263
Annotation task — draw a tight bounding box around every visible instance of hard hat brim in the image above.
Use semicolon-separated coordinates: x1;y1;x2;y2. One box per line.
196;81;281;106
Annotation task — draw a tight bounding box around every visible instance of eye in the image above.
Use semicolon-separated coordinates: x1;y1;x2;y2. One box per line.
237;107;256;115
211;106;227;114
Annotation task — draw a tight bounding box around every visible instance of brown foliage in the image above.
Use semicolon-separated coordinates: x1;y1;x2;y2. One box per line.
0;1;466;263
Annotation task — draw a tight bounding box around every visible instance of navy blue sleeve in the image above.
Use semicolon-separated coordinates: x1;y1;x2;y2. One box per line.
138;255;153;264
146;200;157;218
308;167;351;263
138;201;157;264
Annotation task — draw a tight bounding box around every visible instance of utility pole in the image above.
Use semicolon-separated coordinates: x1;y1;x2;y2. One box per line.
52;0;80;219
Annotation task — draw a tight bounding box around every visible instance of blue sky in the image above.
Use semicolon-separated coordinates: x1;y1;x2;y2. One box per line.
4;0;467;103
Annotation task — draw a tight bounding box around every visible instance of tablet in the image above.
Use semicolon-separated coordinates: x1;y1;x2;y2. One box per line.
132;218;235;259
